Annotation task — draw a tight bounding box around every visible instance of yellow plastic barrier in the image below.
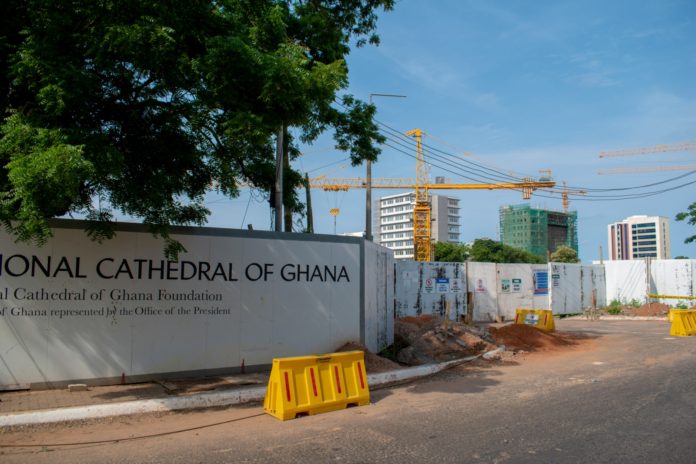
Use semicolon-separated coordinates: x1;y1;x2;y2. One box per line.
670;310;696;337
668;309;683;322
263;350;370;421
514;309;555;332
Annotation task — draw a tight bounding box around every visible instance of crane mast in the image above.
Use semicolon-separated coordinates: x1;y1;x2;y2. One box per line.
405;128;433;261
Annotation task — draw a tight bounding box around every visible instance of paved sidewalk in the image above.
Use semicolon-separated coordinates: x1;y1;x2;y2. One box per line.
0;354;491;427
0;372;269;415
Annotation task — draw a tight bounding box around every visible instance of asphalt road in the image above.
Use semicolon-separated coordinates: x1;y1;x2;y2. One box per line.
2;319;695;463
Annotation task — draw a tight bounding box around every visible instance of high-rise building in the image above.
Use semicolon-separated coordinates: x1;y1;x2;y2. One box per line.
607;215;670;260
499;204;578;258
375;192;460;259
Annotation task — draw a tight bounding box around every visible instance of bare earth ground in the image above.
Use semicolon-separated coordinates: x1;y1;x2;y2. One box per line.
6;319;694;464
0;323;598;451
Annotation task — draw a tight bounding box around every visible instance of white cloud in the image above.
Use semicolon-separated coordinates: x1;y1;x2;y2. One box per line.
564;51;622;88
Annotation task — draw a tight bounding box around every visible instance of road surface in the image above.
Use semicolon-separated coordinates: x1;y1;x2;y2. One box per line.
2;319;695;463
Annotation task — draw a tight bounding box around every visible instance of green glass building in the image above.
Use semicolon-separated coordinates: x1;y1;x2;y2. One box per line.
499;204;578;258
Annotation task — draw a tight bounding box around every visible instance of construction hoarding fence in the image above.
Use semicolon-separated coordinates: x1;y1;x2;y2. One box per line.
0;220;393;389
550;263;606;315
515;309;555;332
394;261;466;321
605;259;696;307
263;351;370;421
460;262;605;322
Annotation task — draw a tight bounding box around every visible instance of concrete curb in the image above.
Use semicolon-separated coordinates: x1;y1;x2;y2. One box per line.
569;315;669;321
0;350;495;427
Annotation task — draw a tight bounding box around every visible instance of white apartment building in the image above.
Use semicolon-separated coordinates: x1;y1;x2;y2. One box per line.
607;215;671;260
375;192;460;259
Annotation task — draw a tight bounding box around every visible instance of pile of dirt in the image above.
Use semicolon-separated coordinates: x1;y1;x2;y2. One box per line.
335;341;401;373
393;315;496;365
398;314;439;327
622;302;670;317
488;324;575;352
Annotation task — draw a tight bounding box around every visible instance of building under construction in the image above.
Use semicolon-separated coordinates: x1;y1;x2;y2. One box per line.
499;204;578;258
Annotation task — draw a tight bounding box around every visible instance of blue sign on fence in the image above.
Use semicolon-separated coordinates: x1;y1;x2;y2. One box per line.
534;271;549;295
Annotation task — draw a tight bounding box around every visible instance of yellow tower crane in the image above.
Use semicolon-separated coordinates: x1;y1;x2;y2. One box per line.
561;181;587;212
310;129;555;261
237;131;556;259
598;140;696;175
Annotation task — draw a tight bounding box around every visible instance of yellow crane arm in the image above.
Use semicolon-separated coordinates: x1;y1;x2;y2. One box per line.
309;177;555;191
598;164;696;175
600;141;696;158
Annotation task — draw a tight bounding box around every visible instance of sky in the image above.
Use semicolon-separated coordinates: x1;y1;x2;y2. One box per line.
204;0;696;262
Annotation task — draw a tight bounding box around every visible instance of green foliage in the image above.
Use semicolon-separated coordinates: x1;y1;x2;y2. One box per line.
676;203;696;244
549;245;579;263
674;255;689;259
469;238;545;264
605;297;641;313
434;242;470;262
0;0;394;257
675;302;688;309
606;298;623;314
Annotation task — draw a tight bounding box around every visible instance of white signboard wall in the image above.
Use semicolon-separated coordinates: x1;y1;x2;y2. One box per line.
0;221;377;387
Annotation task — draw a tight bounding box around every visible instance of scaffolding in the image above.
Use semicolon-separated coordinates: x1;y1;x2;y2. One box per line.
499;204;578;258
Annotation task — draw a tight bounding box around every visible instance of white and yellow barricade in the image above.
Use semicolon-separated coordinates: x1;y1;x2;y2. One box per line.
514;308;555;332
264;351;370;421
670;310;696;337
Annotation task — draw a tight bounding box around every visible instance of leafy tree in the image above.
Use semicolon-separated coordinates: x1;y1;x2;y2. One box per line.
674;255;689;259
0;0;393;257
676;204;696;244
469;238;545;264
434;242;470;262
549;245;580;263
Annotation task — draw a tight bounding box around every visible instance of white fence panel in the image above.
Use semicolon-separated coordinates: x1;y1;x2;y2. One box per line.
550;263;582;314
364;241;395;353
650;259;695;306
581;265;606;309
496;264;541;320
467;262;498;321
394;262;466;320
604;260;647;304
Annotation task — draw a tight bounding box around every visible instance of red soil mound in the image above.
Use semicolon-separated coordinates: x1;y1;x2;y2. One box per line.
488;324;575;352
335;341;401;373
626;303;670;317
398;314;439;327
